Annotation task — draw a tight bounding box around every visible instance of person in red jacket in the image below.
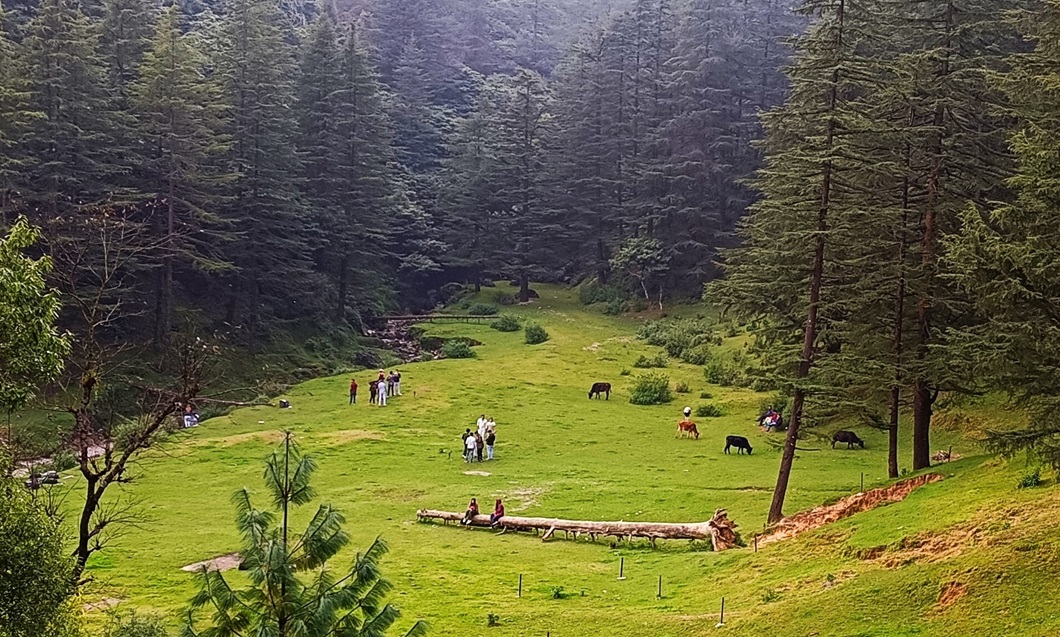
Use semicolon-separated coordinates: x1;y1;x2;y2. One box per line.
489;499;505;528
349;379;358;405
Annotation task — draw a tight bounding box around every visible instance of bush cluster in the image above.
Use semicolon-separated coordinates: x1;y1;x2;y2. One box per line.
629;372;673;405
525;323;550;345
696;404;724;418
579;282;628;306
441;340;477;359
490;315;522;332
633;353;668;369
1018;467;1043;489
467;302;500;316
675;381;691;394
637;319;722;364
491;291;517;306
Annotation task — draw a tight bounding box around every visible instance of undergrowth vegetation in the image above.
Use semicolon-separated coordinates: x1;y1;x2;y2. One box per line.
629;372;673;405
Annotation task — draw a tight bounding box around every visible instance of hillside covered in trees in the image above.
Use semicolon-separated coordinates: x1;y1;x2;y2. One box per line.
0;0;799;350
5;0;1060;511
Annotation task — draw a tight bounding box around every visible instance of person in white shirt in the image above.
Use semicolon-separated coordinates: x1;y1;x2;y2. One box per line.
486;417;496;435
464;431;477;462
377;379;387;406
477;415;488;439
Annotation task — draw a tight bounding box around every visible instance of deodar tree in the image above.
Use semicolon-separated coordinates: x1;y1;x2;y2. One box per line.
182;433;428;637
949;0;1060;468
712;0;881;525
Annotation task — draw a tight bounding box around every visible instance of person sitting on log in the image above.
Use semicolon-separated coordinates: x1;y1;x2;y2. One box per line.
462;498;479;525
489;499;505;528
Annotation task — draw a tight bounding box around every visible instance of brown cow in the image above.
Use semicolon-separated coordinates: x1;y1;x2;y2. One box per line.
676;419;700;439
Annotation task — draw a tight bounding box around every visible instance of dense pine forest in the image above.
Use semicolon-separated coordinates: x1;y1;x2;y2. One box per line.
4;0;1060;475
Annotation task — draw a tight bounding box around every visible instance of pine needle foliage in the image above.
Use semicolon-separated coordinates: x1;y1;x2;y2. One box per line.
182;432;428;637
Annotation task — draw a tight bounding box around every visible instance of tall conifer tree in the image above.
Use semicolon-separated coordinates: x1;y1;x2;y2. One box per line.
215;0;314;343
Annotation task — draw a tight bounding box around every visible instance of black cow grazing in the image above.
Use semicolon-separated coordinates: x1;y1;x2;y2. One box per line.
832;430;865;449
724;435;753;455
589;382;612;400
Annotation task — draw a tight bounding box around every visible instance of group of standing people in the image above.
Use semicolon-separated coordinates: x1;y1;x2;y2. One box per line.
461;497;506;528
462;414;497;462
349;370;402;406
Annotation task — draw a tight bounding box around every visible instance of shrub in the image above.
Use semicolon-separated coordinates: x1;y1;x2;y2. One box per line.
441;340;476;359
629;372;673;406
699;391;713;400
102;611;170;637
525;323;550;345
604;298;627;315
636;318;721;364
467;302;500;316
761;589;781;604
549;585;571;600
704;358;741;386
1018;467;1043;489
725;323;740;338
633;353;668;369
579;282;627;306
492;291;517;306
487;613;501;627
619;368;631;376
490;315;521;332
696;404;724;418
675;381;690;394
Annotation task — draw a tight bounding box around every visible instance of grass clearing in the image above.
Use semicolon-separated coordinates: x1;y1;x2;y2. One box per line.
72;285;1057;636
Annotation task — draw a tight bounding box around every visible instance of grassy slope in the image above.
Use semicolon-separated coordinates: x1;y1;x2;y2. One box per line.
78;285;1057;636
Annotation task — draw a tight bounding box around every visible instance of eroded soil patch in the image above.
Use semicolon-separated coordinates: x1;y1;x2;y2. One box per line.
181;552;242;573
761;473;944;546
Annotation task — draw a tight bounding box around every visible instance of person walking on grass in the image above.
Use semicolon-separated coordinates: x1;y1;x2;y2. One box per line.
387;371;396;397
464;430;477;462
474;431;485;462
395;370;402;396
369;379;377;405
485;430;496;461
349;379;358;405
377;378;387;406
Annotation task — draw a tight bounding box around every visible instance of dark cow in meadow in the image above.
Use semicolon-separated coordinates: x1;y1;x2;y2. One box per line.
724;435;753;455
832;430;865;449
589;382;612;400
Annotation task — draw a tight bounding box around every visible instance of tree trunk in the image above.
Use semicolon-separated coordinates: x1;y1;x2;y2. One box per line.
912;380;933;470
336;252;350;322
889;122;912;480
519;273;530;303
768;0;843;526
416;509;741;551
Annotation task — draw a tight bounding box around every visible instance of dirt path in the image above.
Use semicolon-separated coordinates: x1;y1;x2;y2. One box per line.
759;473;944;547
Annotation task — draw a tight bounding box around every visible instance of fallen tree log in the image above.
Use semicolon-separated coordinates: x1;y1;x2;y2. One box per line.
416;508;741;551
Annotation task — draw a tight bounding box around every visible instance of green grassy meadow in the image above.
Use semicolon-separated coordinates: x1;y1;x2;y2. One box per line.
77;285;1060;637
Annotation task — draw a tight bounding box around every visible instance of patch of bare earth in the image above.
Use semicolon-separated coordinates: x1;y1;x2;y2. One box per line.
464;471;491;477
181;552;242;573
934;581;969;612
192;431;286;447
83;597;123;612
320;429;387;445
760;473;944;547
873;526;987;568
505;486;547;512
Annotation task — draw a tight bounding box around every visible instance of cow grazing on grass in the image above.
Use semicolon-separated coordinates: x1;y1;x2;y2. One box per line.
676;420;700;439
724;435;752;455
589;382;611;400
832;431;865;449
